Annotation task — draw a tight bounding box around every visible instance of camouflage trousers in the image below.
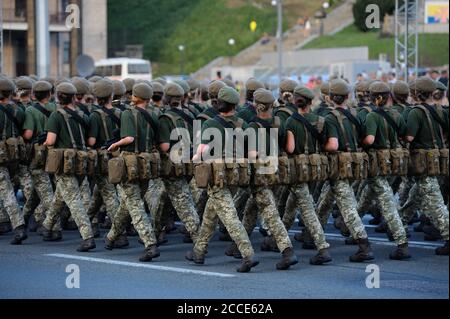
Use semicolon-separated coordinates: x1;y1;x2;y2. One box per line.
358;177;408;245
241;186;292;253
233;187;251;217
0;204;9;223
87;175;119;223
0;166;25;229
414;176;449;241
43;174;93;240
143;178;166;234
323;180;368;240
190;177;208;218
194;185;255;258
281;190;300;230
399;181;420;225
316;181;334;226
290;184;330;250
108;182;157;248
15;164;41;220
163;178;200;241
29;169;55;224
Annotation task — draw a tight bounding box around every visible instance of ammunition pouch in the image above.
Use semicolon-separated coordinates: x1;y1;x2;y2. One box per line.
390;148;409;177
409;149;441;176
0;140;8;164
75;150;88;177
122;152;139;182
149;152;161;179
376;149;392;177
97;150;110;175
338;152;353;180
294;155;311;183
440;148;449;177
367;150;379;178
31;144;47;169
253;158;278;187
212;162;226;188
45;148;64;174
137;152;153;181
194;163;212;188
352;152;369;180
86;150;98;177
278;155;290;185
63;149;77;175
108;156;126;184
225;163;239;187
327;153;339;180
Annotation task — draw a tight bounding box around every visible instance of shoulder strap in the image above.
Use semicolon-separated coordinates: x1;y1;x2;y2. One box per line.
414;105;439;149
93;109;111;141
213;115;235;129
160;112;187;130
330;110;351;152
33;103;52;118
291;112;325;146
373;109;402;136
57;109;78;149
276;107;294;117
171;108;194;126
101;107;121;128
64;107;89;131
0;104;20;136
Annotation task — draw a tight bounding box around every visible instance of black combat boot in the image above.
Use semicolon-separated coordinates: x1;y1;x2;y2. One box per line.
435;241;449;256
10;225;28;245
236;257;260;273
139;245;160;262
63;219;78;231
77;238;96;252
100;217;112;230
126;224;138;237
276;247;299;270
258;227;269;237
310;248;333;265
0;222;12;235
302;230;316;250
219;232;232;242
369;213;382;225
157;231;168;246
104;236;115;250
345;237;359;245
349;238;375;263
178;224;188;235
413;215;428;232
183;233;193;244
423;224;442;241
185;249;205;264
225;243;242;259
389;243;411;260
114;234;129;248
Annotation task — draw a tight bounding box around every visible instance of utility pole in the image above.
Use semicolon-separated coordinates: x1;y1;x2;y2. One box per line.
276;0;283;82
36;0;50;78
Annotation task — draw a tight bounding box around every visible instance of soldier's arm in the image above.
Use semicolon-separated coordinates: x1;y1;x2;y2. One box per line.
324;116;339;152
362;113;376;146
405;109;420;143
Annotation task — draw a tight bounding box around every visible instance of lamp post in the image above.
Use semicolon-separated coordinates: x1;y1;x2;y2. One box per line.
228;38;235;66
271;0;283;82
178;44;185;75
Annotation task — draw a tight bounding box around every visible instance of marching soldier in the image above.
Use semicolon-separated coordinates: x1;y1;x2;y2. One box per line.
186;86;259;273
105;83;160;261
112;80;128;112
237;78;265;123
41;83;95;252
0;77;28;245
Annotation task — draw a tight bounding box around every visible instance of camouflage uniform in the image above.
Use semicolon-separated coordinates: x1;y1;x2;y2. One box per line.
0;167;25;229
143;178;167;234
194;185;254;258
43;175;93;240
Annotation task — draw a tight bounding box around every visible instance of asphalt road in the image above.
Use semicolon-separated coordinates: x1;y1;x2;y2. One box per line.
0;218;448;299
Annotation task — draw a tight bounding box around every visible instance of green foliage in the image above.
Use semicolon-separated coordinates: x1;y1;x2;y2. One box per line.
352;0;395;32
108;0;281;76
303;25;449;67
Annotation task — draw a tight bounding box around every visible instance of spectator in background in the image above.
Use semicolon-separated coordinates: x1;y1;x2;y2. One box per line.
430;69;440;80
313;76;323;96
388;72;397;84
439;70;448;87
216;71;222;80
304;18;311;37
261;33;270;45
369;72;377;80
356;73;365;82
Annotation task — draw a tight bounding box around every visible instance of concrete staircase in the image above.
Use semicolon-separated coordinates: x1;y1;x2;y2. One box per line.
193;0;356;80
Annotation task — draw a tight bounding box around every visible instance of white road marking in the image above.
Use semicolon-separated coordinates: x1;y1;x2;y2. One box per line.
45;254;236;278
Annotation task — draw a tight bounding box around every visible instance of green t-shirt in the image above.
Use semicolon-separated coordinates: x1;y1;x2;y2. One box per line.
88;107;122;149
201;115;249;150
407;104;447;149
0;103;25;139
325;109;361;152
17;101;32;112
285;112;324;154
313;102;333;117
356;104;375;126
274;103;297;125
197;107;219;125
365;109;406;149
120;107;156;153
236;102;257;123
248;117;285;155
158;109;191;149
23;102;56;139
46;108;89;150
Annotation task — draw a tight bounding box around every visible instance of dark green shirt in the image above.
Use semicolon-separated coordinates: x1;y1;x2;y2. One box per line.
407;104;447;149
197;107;219;125
120;106;156;153
325;108;361;152
285;112;324;154
201;114;249;148
313;102;333;117
236;102;257;123
23;102;56;139
46;107;88;150
0;103;25;139
248;117;285;154
274;103;297;125
88;107;122;149
356;103;375;126
365;108;406;149
158;108;191;149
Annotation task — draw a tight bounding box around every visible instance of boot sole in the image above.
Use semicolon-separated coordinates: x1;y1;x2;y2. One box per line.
310;257;332;265
77;245;96;252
